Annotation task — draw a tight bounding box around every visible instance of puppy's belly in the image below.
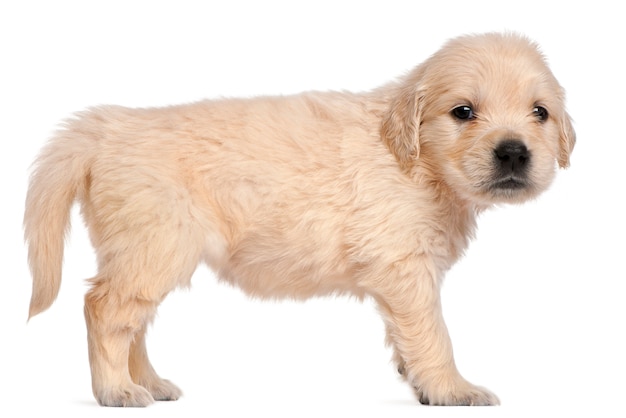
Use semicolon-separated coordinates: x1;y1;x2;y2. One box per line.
215;235;359;300
220;264;351;300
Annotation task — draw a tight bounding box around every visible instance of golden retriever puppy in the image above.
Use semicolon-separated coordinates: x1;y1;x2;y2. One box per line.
24;32;575;407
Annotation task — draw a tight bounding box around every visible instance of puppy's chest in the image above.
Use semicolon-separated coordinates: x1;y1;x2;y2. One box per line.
411;203;477;269
441;210;477;266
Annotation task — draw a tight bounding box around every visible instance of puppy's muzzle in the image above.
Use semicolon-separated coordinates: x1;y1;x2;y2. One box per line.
492;140;530;190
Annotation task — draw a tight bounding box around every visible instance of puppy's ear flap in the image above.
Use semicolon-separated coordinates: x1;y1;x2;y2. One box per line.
557;110;576;168
381;85;424;170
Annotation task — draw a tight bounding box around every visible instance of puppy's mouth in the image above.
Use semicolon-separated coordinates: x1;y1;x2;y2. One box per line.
489;176;528;191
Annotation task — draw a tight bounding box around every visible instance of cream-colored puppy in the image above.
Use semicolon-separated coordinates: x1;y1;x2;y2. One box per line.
25;32;575;407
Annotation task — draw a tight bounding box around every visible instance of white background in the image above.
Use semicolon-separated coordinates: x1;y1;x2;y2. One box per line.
2;1;624;417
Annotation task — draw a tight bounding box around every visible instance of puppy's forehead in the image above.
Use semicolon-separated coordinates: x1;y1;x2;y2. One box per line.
433;33;547;76
421;33;560;108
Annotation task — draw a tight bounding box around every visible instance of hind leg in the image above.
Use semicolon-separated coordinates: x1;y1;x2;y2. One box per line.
84;282;156;407
129;323;182;401
83;232;201;406
81;178;217;406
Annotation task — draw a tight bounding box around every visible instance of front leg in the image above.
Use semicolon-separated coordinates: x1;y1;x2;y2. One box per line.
368;255;499;406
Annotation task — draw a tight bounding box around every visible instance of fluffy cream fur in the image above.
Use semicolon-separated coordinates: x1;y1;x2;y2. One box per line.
24;32;575;407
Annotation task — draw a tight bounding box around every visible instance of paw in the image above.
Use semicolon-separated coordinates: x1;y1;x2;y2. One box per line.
95;383;155;407
414;378;500;406
142;378;183;401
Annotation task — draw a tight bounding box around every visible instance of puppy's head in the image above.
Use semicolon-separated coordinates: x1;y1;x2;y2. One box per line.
381;33;575;205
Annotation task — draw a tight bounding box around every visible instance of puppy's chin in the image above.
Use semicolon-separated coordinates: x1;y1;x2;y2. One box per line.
485;181;539;204
448;170;553;206
475;172;554;205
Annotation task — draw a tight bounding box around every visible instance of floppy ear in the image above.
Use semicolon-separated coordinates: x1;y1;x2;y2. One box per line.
557;110;576;168
381;84;424;171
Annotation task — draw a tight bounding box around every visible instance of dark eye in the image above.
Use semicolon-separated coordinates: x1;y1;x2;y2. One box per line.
533;106;549;122
452;105;475;121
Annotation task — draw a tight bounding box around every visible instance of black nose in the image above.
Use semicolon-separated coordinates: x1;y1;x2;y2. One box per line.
494;140;530;175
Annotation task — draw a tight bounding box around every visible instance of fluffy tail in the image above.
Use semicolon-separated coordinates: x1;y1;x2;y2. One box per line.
24;116;94;319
